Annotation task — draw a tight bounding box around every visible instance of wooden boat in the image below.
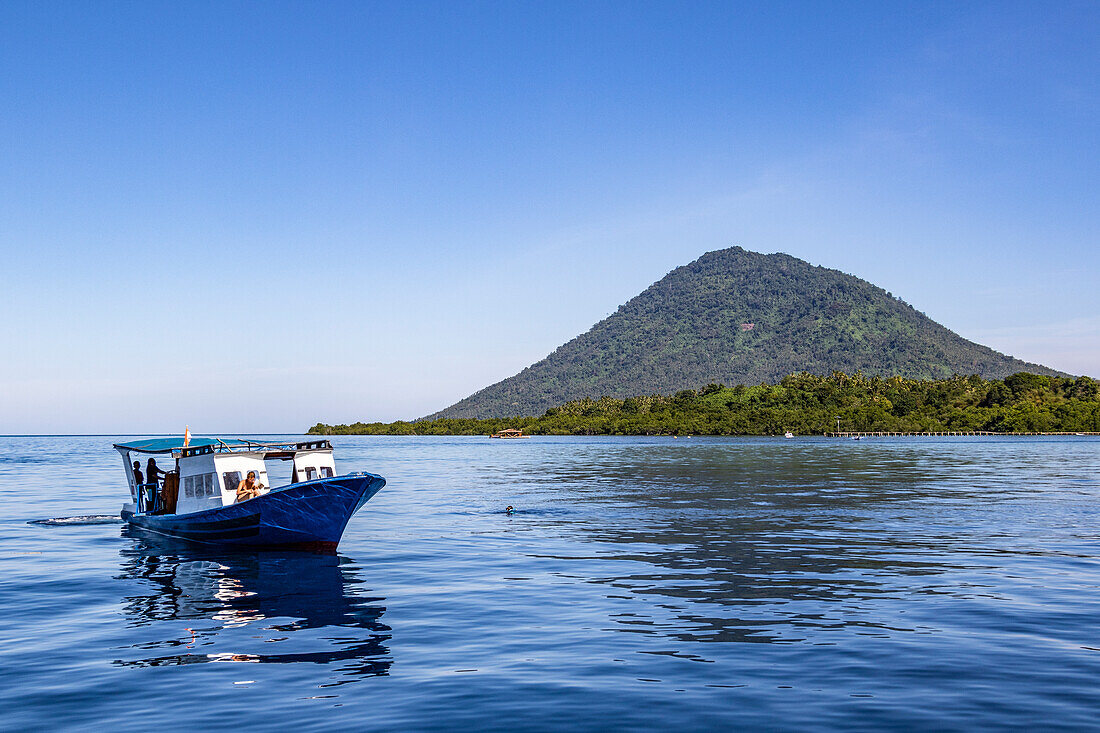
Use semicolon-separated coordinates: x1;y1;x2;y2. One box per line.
116;437;384;551
490;428;529;439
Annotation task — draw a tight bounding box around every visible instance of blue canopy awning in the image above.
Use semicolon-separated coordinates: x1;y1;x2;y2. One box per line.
113;437;253;454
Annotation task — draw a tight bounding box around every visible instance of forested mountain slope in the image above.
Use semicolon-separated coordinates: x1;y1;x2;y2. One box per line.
431;247;1062;418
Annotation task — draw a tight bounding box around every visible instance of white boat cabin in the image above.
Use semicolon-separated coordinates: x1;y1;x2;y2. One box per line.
115;438;337;515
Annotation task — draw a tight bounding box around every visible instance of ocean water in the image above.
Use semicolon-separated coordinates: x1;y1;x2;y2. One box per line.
2;434;1098;731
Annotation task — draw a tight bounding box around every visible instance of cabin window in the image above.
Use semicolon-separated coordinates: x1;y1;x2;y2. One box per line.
183;473;217;498
320;466;333;478
223;471;241;493
304;466;317;480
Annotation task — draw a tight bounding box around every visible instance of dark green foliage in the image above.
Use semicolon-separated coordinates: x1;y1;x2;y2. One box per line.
428;247;1064;419
309;372;1100;436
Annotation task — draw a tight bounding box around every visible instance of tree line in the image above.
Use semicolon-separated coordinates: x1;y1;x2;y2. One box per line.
309;372;1100;436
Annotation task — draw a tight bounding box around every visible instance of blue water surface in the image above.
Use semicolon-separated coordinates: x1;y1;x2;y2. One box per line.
1;435;1098;731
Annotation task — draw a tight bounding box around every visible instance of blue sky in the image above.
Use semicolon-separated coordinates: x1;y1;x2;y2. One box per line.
1;1;1097;433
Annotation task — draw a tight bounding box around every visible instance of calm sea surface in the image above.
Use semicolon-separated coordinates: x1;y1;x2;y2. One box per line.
2;435;1098;731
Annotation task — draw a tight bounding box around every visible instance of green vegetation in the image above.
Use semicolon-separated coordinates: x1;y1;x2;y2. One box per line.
311;372;1100;436
430;247;1062;419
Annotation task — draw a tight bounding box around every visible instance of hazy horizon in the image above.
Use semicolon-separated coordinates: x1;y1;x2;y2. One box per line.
2;1;1097;433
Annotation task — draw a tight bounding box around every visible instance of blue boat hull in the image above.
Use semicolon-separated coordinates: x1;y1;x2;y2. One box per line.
122;473;385;551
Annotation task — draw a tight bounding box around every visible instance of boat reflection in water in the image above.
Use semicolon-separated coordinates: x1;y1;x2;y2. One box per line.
114;530;391;685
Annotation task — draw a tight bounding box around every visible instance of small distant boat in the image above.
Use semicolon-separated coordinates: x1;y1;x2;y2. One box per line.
784;431;794;439
852;435;862;441
116;437;385;551
490;428;529;439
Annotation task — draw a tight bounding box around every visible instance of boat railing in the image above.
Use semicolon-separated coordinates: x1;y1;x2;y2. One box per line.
136;482;159;514
179;439;332;458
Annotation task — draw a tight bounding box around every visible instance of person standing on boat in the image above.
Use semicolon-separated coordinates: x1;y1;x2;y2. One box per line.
132;461;149;511
146;458;167;488
143;458;168;513
235;471;265;503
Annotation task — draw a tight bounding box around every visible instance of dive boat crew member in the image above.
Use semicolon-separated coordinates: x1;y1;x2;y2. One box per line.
146;458;167;488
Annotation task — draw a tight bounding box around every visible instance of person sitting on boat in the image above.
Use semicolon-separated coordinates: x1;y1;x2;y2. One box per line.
235;471;266;503
132;461;144;487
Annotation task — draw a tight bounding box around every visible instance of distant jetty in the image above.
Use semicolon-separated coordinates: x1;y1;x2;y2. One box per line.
490;428;528;439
